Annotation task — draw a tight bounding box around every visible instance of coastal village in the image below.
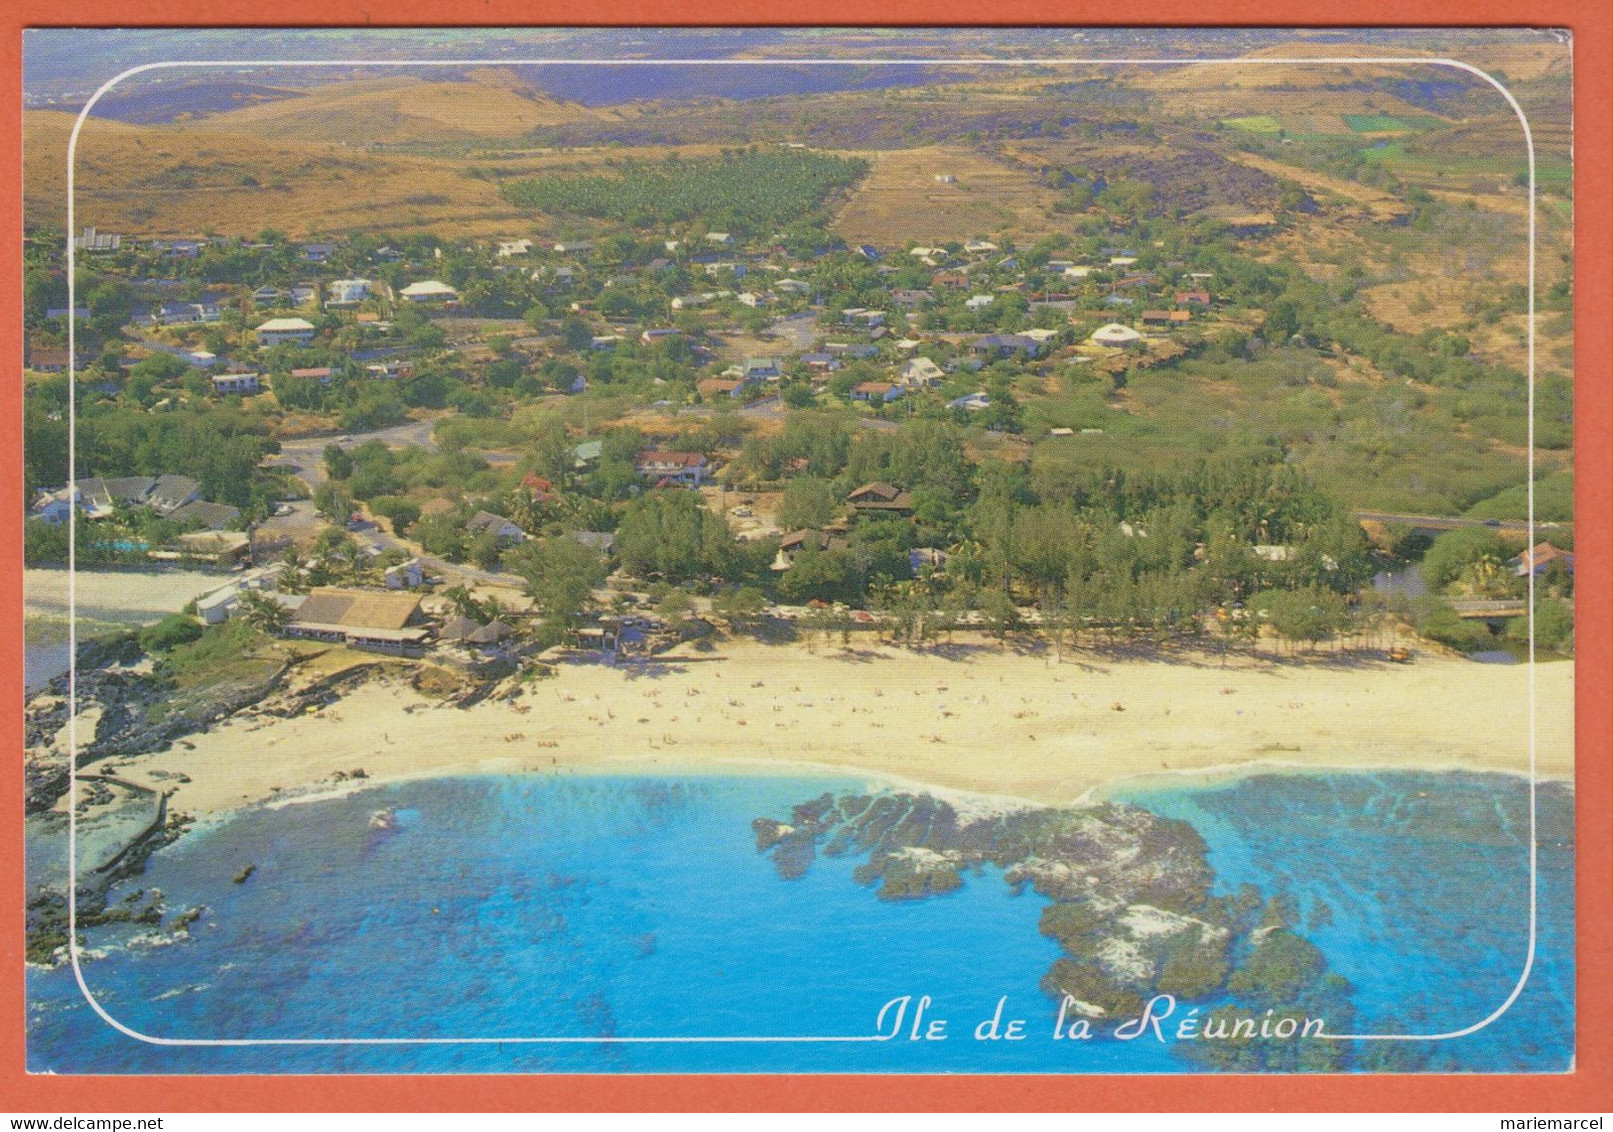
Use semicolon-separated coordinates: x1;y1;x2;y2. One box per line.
26;203;1571;674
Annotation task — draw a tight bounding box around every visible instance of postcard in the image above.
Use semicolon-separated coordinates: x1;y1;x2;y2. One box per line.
16;26;1585;1081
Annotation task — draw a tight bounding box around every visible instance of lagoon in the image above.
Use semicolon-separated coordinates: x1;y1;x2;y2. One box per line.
26;770;1572;1074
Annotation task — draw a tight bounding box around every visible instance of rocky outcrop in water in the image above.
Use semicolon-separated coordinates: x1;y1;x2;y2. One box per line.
754;790;1349;1055
25;804;194;967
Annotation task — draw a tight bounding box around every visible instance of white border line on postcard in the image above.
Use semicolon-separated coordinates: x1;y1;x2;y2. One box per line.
63;50;1540;1050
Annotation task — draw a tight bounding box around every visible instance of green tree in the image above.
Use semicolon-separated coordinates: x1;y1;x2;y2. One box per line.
23;521;71;565
562;316;593;352
1262;299;1300;344
711;585;767;631
323;444;355;481
235;589;289;634
467;531;505;572
370;496;421;536
779;543;860;604
313;481;353;522
442;584;488;624
1421;528;1511;592
614;491;742;582
505;536;609;627
777;476;840;530
1258;587;1348;653
138;613;204;653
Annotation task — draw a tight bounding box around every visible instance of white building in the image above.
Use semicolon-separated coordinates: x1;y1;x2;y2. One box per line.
1089;323;1143;347
948;391;991;412
899;356;945;388
74;227;121;253
255;318;316;347
327;279;372;304
211;372;262;395
195;565;290;624
384;558;425;590
29;488;78;524
399;280;459;303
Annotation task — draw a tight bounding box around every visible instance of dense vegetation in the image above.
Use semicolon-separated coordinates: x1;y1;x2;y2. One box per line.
24;377;288;513
500;149;869;234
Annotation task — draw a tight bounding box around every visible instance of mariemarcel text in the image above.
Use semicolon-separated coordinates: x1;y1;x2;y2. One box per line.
875;994;1329;1044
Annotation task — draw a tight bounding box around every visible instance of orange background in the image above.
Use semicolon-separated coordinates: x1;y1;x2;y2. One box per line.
2;0;1608;1112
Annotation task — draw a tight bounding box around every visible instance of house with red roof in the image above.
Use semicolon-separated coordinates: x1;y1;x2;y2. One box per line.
1513;542;1575;577
636;451;709;487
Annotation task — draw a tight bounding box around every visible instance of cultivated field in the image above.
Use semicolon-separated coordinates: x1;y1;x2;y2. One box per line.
832;145;1059;247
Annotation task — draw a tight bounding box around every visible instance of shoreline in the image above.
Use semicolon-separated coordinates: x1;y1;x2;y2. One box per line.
49;636;1572;823
213;750;1576;832
1081;756;1575;805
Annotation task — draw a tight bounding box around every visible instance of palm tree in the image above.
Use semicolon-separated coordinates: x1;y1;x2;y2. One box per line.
236;589;289;635
482;595;509;625
443;584;486;624
279;546;311;594
334;540;368;585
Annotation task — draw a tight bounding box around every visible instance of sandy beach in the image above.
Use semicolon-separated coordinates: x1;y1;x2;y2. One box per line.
25;567;227;621
25;567;235;693
74;638;1573;818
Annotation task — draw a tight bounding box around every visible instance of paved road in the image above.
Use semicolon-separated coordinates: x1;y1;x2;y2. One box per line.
1352;511;1567;537
767;312;822;354
269;418;440;489
253;499;323;544
344;515;527;590
266;417;530;588
712;393;896;432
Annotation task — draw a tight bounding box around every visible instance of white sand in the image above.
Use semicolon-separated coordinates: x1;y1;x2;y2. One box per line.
26;567;225;621
102;638;1574;817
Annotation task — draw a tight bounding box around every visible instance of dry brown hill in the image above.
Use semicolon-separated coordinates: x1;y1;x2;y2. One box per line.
24;108;717;239
1137;59;1445;130
174;69;607;145
25;109;514;237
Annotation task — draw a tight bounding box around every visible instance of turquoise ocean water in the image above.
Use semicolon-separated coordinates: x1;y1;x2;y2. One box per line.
26;770;1573;1074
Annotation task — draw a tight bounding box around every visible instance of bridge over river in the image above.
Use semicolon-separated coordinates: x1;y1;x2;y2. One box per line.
1352;511;1570;539
1448;598;1530;619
